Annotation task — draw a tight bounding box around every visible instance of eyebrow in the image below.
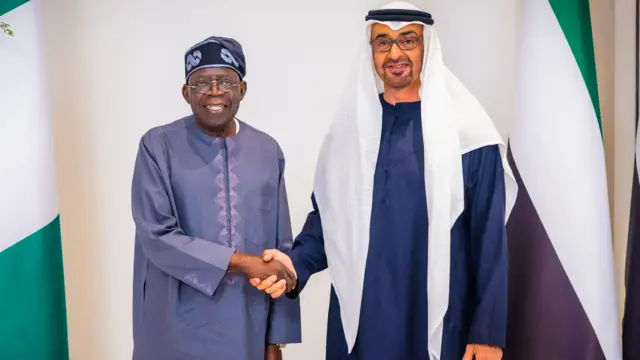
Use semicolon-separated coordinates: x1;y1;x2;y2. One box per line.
191;77;233;82
374;30;418;39
399;30;418;37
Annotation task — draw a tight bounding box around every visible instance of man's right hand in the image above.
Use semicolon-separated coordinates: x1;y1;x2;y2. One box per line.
229;252;296;293
249;250;296;298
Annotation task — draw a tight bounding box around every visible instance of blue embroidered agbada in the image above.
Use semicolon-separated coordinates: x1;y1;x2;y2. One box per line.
131;117;301;360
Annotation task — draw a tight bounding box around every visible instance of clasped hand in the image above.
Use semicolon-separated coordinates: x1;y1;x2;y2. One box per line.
462;344;503;360
248;250;296;299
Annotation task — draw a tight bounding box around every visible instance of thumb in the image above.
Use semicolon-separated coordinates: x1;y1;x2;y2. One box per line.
249;278;261;286
262;250;274;261
461;345;475;360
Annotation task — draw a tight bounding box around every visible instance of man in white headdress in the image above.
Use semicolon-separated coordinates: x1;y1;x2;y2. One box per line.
251;2;517;359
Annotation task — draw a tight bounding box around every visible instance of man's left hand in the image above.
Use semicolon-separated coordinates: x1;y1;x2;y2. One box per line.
265;344;282;360
462;344;502;360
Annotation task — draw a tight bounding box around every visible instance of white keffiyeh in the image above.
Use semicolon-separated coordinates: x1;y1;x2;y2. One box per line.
312;2;518;359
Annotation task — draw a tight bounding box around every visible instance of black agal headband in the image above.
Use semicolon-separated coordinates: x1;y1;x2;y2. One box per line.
365;8;435;25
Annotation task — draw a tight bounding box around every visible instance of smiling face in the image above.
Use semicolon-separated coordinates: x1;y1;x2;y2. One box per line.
370;23;425;90
182;67;247;136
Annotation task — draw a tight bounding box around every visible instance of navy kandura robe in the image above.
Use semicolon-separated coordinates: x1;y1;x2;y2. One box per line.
288;96;508;360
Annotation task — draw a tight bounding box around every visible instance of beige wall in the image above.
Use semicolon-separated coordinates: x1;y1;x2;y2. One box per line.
593;0;639;330
580;0;636;331
592;0;615;227
591;0;619;311
614;0;637;322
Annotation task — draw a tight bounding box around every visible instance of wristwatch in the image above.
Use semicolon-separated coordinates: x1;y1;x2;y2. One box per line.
276;344;286;349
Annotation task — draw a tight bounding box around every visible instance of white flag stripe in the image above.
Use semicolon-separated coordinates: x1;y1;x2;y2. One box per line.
0;0;59;252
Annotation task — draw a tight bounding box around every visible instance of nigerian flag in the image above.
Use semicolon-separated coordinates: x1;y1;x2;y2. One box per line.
504;0;621;359
0;0;70;359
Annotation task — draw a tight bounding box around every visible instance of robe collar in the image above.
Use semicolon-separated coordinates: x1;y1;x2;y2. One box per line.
185;115;243;146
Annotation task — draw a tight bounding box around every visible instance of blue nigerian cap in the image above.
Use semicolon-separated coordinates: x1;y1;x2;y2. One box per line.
184;36;247;82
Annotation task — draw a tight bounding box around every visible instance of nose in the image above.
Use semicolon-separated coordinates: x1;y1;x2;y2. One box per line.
388;43;403;60
207;82;224;96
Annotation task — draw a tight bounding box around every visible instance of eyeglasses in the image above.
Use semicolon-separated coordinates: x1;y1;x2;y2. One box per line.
187;79;240;94
370;35;423;52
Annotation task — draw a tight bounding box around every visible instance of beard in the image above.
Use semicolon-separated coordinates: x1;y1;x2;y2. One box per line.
383;70;414;89
381;56;415;89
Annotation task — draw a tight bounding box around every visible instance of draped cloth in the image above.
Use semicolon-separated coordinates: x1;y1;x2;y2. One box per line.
311;2;518;358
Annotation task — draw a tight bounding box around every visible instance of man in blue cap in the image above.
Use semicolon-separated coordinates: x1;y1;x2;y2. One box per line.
130;36;301;360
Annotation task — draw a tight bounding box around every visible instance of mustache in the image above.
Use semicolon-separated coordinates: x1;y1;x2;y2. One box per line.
383;57;411;67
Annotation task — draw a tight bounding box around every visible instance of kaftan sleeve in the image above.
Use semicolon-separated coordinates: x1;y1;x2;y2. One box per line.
466;145;508;348
131;132;234;297
266;146;302;345
285;193;328;299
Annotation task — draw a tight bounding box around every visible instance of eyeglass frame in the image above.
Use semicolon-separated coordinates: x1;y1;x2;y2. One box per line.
186;79;242;95
370;35;424;53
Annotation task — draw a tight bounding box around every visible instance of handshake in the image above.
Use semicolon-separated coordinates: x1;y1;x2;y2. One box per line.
232;250;297;299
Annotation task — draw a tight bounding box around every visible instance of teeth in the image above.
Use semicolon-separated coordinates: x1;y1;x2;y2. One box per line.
206;105;224;113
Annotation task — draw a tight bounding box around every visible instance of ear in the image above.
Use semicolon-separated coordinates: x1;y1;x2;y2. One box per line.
181;84;190;104
238;81;247;100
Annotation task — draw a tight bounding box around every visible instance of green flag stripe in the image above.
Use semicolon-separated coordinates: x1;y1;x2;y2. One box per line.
548;0;602;133
0;0;30;17
0;216;69;360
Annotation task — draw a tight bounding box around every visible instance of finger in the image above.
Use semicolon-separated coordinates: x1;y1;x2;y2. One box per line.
257;275;277;290
267;279;286;292
271;260;295;289
287;276;297;292
282;265;297;283
265;285;282;295
271;288;285;299
283;268;297;291
262;250;274;262
461;345;475;360
249;278;261;286
257;275;278;291
275;264;294;287
283;270;297;291
276;272;292;292
286;264;297;279
265;279;287;295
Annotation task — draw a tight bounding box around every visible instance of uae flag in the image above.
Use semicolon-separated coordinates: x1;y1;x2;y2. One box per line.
623;1;640;358
504;0;621;359
0;0;69;358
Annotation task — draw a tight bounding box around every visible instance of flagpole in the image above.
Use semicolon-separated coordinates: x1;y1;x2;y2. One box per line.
628;0;640;285
635;0;638;134
623;3;640;359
